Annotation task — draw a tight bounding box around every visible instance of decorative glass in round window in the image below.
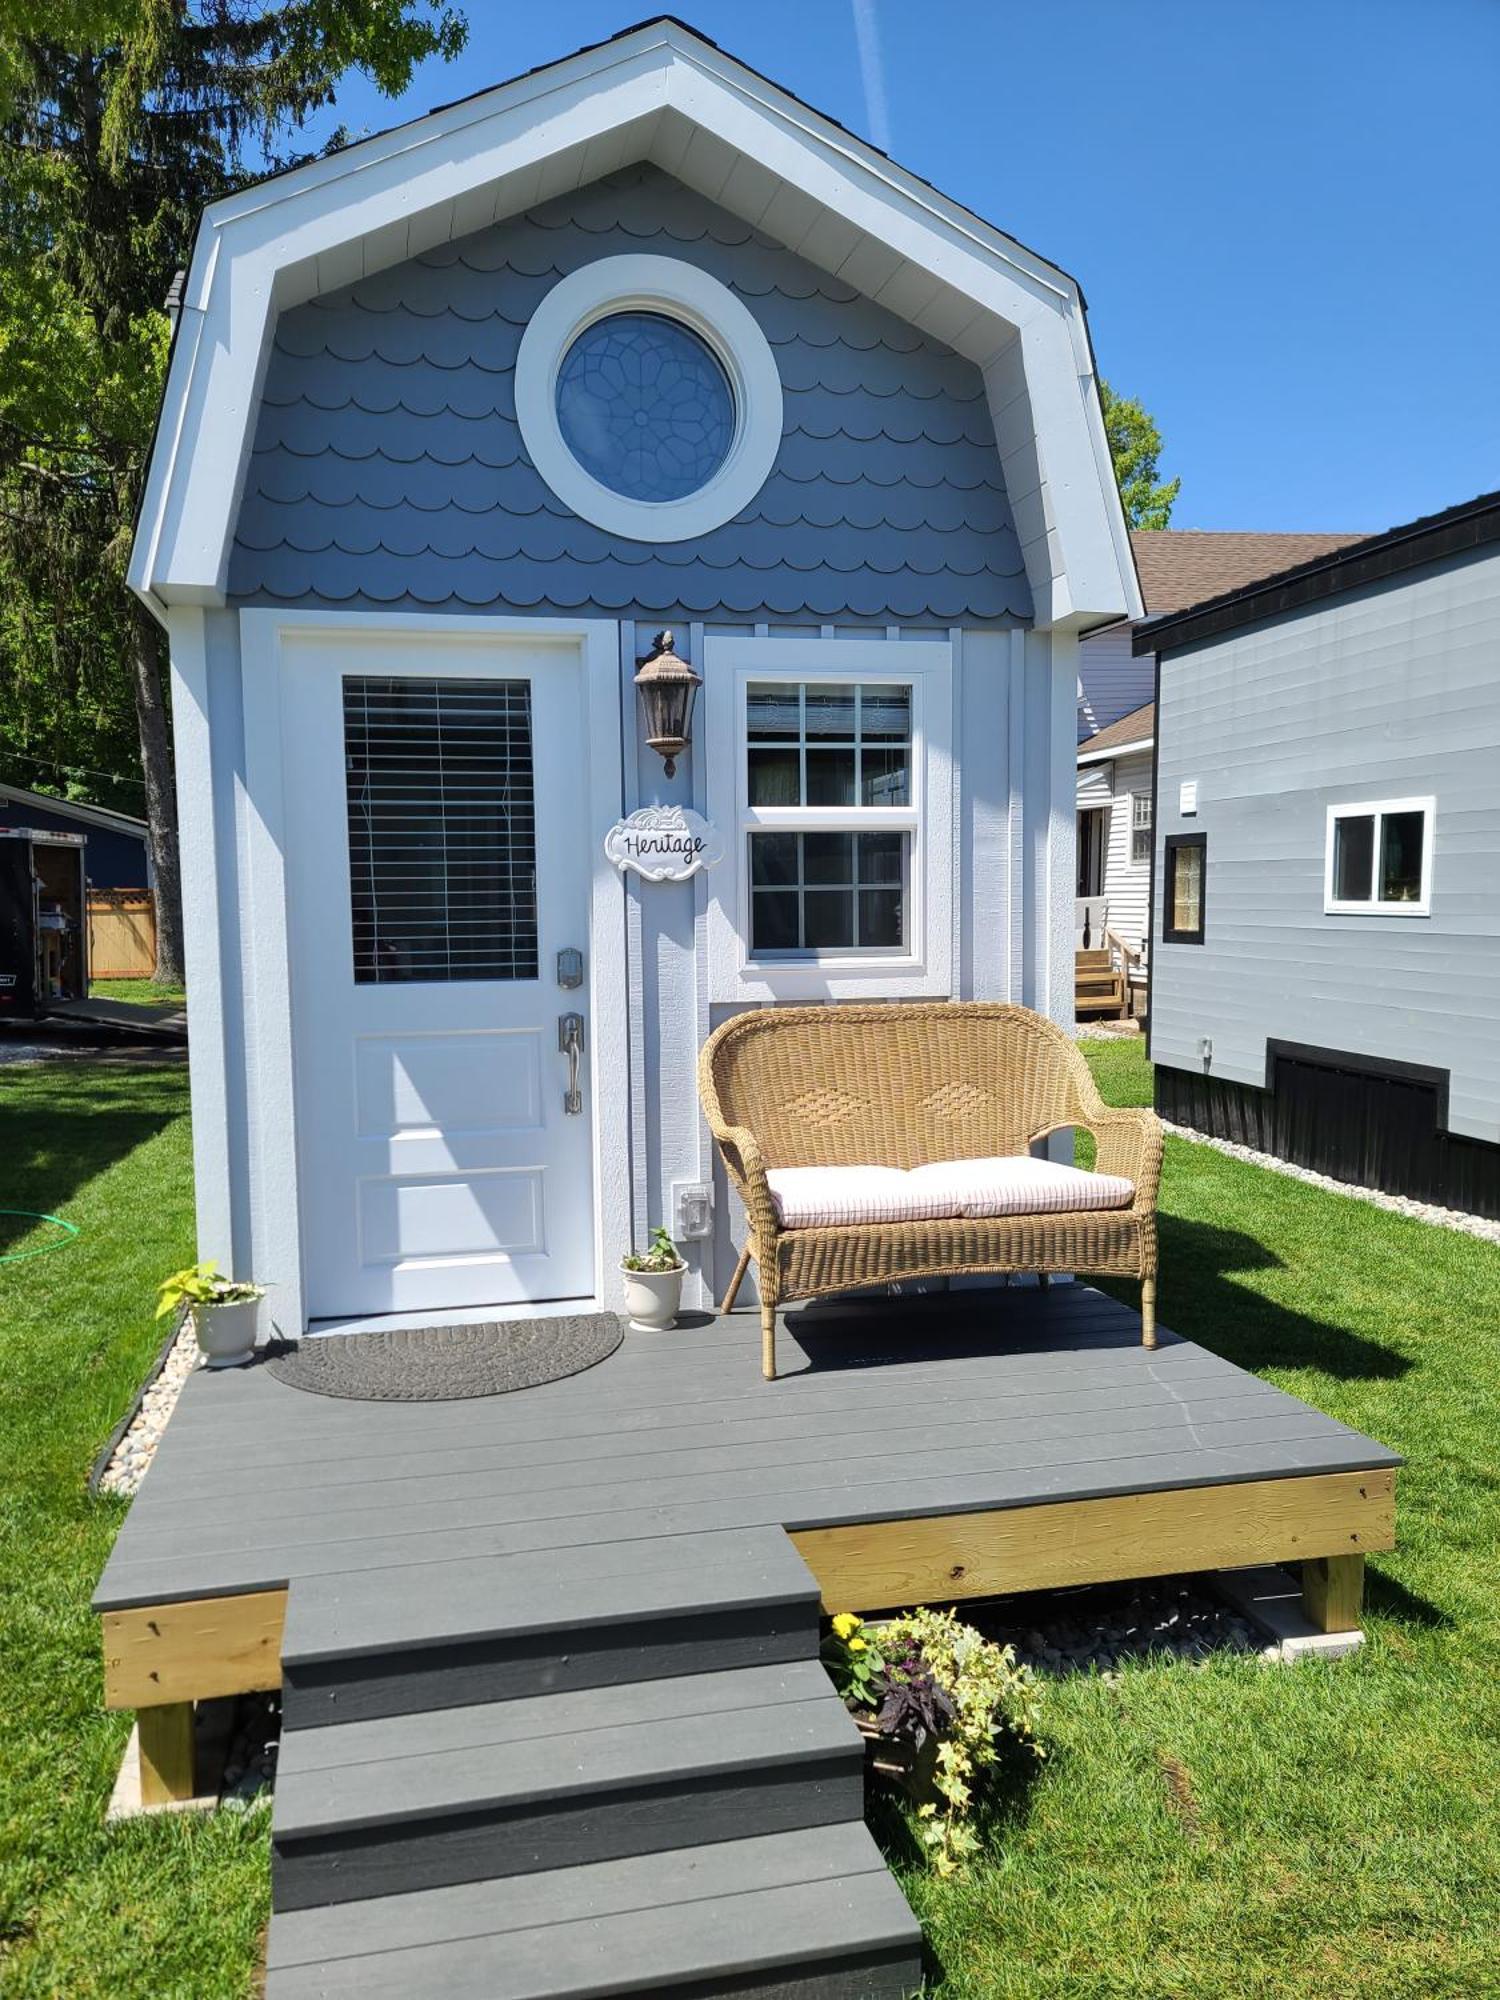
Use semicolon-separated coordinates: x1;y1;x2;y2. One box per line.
554;312;735;504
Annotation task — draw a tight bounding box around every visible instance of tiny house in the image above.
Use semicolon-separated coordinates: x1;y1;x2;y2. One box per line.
1139;490;1500;1218
128;19;1138;1332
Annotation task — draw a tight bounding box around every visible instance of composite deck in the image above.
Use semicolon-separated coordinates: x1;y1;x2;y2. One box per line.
96;1285;1399;1997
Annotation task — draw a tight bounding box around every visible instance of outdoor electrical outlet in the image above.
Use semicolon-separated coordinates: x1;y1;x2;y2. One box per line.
672;1182;713;1240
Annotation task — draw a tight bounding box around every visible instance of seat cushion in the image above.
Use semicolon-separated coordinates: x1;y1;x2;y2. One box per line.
907;1156;1135;1218
766;1156;1135;1230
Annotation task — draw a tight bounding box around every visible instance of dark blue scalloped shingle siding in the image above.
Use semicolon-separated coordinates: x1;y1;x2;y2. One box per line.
229;164;1030;625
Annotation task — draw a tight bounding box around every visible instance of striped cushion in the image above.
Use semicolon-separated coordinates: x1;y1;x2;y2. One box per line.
767;1157;1134;1230
908;1156;1135;1218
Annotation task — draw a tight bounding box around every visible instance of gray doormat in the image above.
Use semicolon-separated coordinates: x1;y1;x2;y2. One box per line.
266;1314;623;1401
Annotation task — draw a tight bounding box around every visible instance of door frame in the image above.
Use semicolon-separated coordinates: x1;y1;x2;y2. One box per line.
240;608;629;1335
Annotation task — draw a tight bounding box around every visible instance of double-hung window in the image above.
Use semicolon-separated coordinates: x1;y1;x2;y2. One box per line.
704;636;953;1000
1130;791;1152;866
1324;798;1434;915
745;681;913;955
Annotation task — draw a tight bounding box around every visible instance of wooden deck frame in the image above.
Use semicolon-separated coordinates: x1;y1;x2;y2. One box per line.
101;1470;1391;1802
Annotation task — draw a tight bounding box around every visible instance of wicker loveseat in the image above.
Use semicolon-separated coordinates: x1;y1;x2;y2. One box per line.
698;1003;1163;1378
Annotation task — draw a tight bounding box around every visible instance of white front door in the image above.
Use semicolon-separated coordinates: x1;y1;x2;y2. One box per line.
279;634;596;1319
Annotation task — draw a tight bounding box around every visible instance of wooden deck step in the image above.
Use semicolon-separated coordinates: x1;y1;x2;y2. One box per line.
280;1527;821;1728
265;1824;921;1998
271;1662;864;1911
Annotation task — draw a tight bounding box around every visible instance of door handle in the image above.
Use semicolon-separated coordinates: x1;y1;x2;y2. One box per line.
558;1012;585;1115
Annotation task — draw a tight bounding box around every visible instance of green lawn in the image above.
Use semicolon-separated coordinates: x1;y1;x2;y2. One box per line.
2;1042;1497;1997
0;1063;268;2000
895;1038;1500;1997
88;979;187;1008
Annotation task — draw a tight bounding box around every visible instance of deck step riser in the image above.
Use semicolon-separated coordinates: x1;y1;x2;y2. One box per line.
268;1945;921;1999
282;1601;820;1731
273;1755;863;1912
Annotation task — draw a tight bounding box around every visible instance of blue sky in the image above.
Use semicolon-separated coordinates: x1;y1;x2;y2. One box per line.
308;1;1499;535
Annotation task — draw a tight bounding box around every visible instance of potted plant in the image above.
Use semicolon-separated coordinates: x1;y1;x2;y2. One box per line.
620;1225;686;1332
156;1261;266;1369
820;1608;1044;1875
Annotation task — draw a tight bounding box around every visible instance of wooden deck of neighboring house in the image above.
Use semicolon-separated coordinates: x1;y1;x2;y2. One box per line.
95;1286;1399;1998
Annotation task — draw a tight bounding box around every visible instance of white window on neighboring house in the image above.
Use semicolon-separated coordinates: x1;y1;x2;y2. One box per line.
704;637;954;1000
1130;790;1152;866
1324;798;1434;916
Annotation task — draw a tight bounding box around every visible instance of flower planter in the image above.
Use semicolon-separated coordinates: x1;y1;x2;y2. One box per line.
620;1261;685;1333
853;1711;941;1805
193;1297;260;1369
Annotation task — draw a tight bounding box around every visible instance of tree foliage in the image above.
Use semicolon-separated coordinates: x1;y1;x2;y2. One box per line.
1099;378;1180;530
0;1;466;966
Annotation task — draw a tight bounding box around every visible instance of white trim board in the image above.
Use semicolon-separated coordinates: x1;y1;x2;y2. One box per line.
128;19;1137;631
237;609;628;1334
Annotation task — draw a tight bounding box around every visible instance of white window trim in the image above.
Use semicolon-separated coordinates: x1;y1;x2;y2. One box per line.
704;636;953;1001
1323;796;1435;917
514;254;783;545
1129;789;1152;866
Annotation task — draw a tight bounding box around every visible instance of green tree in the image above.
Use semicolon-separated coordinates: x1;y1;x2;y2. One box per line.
1099;379;1180;530
0;1;466;977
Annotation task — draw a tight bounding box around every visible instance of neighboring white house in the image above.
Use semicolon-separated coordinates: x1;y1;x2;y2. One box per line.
128;19;1138;1335
1138;489;1500;1220
1076;529;1357;1005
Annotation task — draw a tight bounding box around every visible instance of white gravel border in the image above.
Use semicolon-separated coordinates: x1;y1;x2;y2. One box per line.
97;1318;200;1496
1158;1118;1500;1246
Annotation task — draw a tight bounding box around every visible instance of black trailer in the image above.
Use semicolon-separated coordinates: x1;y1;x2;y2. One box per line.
0;827;89;1020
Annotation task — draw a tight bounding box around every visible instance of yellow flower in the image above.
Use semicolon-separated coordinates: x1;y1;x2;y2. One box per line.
831;1612;861;1641
848;1636;867;1653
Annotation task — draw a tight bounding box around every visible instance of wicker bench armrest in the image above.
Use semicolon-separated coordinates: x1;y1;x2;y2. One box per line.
1085;1106;1164;1210
710;1123;780;1238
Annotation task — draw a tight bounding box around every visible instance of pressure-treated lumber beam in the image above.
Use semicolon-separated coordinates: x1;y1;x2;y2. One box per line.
789;1469;1394;1613
102;1588;287;1710
137;1702;196;1807
1300;1552;1366;1633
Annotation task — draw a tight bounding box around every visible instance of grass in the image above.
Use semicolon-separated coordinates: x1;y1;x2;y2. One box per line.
3;1041;1498;1996
894;1037;1500;1997
0;1063;268;1999
88;979;186;1008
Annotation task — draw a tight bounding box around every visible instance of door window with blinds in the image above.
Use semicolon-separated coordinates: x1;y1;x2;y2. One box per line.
343;676;539;983
743;680;914;955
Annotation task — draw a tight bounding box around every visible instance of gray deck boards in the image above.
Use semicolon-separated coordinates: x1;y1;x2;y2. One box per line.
96;1287;1399;1613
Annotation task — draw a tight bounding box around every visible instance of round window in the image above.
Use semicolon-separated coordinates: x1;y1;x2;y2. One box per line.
555;311;735;504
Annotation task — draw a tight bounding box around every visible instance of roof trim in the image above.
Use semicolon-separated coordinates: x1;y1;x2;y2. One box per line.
1077;732;1152;766
0;782;149;838
1134;490;1500;655
128;16;1138;629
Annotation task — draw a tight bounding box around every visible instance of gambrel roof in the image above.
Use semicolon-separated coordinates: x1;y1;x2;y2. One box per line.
130;17;1139;630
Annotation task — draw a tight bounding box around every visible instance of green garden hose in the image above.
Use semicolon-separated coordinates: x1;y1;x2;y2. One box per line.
0;1211;80;1262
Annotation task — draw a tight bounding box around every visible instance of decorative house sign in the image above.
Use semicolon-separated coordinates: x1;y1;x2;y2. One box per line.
604;806;724;882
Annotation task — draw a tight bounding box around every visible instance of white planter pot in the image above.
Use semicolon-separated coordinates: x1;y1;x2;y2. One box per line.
193;1297;261;1369
620;1262;685;1333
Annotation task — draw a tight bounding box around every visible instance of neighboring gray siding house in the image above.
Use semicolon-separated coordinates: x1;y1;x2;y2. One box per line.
1075;531;1357;988
129;20;1138;1334
1138;490;1500;1218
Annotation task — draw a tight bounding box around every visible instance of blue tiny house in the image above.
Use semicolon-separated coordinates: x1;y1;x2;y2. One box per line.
1139;491;1500;1219
129;20;1138;1333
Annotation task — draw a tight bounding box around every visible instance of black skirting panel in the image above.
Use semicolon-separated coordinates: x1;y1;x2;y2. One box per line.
1155;1042;1500;1221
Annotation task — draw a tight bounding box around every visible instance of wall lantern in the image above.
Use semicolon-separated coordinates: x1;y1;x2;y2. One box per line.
634;629;701;779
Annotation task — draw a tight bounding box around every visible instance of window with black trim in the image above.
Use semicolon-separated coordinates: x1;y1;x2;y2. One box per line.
1325;798;1433;915
1162;832;1206;944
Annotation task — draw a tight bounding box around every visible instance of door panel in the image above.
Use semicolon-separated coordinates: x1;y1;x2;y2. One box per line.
280;637;595;1319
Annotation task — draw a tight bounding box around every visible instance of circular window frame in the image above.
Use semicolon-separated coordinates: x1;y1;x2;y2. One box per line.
514;254;783;544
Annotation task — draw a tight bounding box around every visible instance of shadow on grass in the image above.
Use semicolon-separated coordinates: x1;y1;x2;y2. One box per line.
0;1064;185;1252
1366;1564;1452;1633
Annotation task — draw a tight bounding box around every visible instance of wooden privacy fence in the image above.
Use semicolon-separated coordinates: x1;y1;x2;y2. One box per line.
88;890;157;978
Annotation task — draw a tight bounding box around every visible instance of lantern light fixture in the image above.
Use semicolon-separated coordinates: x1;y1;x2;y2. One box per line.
634;629;701;779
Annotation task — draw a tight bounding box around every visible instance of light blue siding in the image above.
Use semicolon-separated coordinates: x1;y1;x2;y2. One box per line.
1078;619;1153;739
229;164;1029;627
1151;545;1500;1145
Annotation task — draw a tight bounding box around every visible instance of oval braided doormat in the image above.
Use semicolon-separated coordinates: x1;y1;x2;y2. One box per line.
266;1314;623;1401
